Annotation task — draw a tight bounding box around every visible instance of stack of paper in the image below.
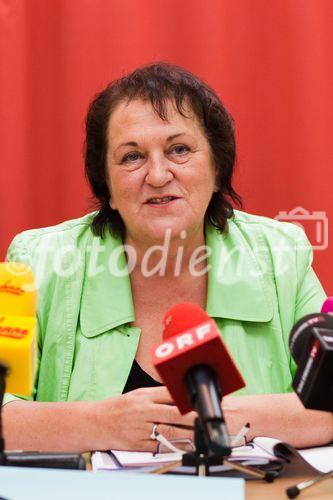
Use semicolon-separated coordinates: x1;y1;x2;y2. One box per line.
92;450;184;471
92;443;272;472
92;437;333;474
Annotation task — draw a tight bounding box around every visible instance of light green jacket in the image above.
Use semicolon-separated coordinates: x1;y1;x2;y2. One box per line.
4;211;326;404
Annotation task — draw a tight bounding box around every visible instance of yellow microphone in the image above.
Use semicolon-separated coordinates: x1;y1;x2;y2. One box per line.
0;266;87;470
0;263;37;396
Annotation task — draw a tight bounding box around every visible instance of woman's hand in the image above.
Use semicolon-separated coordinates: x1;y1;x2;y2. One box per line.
93;386;196;452
3;387;195;453
222;393;333;448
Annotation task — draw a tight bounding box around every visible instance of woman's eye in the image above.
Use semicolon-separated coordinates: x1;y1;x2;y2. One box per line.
122;152;142;163
170;144;190;156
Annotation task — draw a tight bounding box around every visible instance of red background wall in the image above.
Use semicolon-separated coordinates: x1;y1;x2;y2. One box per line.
1;0;332;292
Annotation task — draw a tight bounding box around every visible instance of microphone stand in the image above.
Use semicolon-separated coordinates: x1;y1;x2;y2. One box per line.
185;366;276;480
151;417;276;481
151;367;276;480
0;362;86;470
183;418;276;480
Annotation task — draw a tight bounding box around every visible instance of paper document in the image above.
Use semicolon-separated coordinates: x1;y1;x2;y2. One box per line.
92;438;333;474
253;437;333;473
92;444;271;472
299;446;333;473
92;450;183;471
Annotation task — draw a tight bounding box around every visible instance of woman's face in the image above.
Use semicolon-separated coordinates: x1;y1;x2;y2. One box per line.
106;99;217;245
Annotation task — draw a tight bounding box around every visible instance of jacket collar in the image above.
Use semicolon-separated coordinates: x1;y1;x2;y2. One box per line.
80;221;273;337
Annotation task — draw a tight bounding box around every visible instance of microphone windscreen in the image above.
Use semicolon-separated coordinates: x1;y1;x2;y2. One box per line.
0;315;37;395
0;262;37;395
289;313;333;364
0;263;37;317
163;303;209;340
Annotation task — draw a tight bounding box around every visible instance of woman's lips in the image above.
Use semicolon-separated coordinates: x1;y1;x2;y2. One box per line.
145;196;180;207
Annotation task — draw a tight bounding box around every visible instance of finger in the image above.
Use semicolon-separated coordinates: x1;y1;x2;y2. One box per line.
137;386;174;404
158;410;197;429
134;420;195;453
137;423;194;452
175;410;196;428
149;404;196;427
153;423;194;443
159;422;194;430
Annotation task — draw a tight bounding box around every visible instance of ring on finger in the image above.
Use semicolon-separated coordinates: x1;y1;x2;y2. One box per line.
151;423;159;440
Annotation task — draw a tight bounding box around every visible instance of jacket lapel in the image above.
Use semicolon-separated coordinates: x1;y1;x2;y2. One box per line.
206;222;274;322
80;231;135;337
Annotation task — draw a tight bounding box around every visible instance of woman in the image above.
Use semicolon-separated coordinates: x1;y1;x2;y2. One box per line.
3;63;332;452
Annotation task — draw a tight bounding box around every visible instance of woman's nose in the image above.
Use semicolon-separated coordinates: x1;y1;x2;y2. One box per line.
145;155;174;187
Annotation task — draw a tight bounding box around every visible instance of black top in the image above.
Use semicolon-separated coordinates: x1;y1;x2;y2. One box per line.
122;360;163;393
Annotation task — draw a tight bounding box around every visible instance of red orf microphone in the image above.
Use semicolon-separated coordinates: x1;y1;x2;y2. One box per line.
151;303;245;455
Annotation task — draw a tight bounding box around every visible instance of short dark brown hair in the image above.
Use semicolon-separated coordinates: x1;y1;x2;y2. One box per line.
84;62;241;238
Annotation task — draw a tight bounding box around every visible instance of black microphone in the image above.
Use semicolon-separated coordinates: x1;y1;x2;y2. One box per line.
184;365;230;455
289;312;333;411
